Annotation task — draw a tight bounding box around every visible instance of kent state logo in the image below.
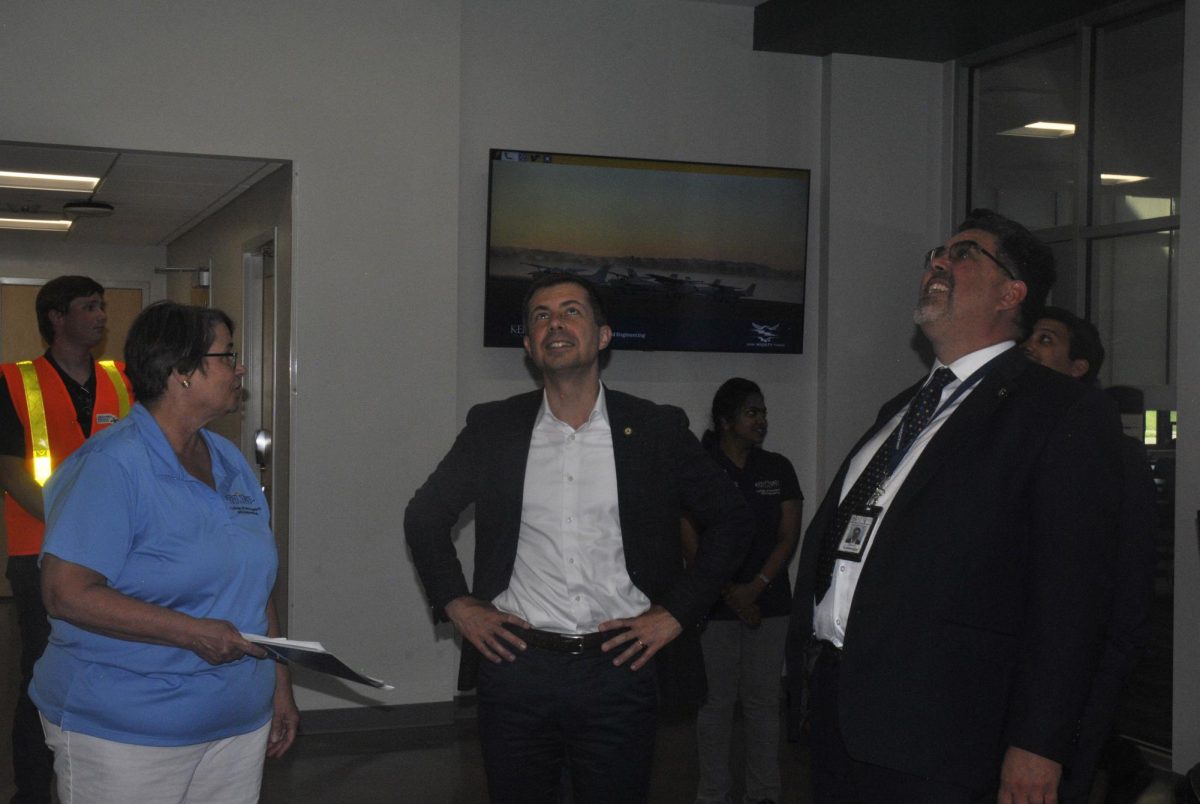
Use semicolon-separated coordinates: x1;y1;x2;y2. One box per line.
225;492;262;516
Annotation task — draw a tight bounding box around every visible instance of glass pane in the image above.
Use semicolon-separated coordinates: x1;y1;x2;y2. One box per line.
1092;4;1183;225
970;39;1077;229
1046;239;1078;311
1089;231;1175;387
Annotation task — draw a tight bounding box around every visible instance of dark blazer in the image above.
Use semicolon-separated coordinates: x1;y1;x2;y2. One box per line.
787;346;1124;792
406;387;751;693
1059;434;1158;799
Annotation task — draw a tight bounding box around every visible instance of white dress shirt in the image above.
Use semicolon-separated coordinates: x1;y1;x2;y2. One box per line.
813;341;1015;646
492;385;651;633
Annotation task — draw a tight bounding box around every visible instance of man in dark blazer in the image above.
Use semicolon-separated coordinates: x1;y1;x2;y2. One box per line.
787;210;1123;803
406;274;750;802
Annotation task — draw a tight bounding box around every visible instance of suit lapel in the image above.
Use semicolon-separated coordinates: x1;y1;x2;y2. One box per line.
497;391;543;542
606;389;639;532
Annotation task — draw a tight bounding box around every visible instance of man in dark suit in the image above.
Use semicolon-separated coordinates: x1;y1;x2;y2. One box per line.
787;210;1123;803
406;274;750;802
1023;307;1158;803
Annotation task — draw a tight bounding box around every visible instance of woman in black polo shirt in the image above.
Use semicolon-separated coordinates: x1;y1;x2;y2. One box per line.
684;378;802;804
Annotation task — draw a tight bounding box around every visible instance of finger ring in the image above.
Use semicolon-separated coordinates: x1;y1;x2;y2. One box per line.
636;639;645;649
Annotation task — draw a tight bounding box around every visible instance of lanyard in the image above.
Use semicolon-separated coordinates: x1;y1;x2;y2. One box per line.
882;355;1000;476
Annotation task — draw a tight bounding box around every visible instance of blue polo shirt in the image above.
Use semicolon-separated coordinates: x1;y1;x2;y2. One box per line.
31;403;277;746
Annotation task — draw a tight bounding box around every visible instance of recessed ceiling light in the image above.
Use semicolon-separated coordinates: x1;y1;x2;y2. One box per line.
0;170;101;193
998;121;1077;138
0;217;73;232
1100;174;1149;185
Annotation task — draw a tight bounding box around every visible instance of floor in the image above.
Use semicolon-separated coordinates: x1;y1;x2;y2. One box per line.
0;596;1181;803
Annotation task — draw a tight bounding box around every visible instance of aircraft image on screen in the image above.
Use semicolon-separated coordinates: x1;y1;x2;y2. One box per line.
523;262;754;303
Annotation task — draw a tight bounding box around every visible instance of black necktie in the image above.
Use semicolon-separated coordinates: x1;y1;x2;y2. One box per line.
815;367;956;602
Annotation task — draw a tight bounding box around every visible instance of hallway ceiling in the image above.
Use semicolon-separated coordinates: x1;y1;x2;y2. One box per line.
752;0;1135;61
0;142;283;247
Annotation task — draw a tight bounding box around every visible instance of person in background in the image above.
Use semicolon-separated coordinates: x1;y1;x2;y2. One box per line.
30;301;297;803
0;276;133;804
684;378;802;804
1023;306;1158;803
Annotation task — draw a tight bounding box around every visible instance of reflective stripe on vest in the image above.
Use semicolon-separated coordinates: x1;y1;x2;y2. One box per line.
98;360;131;418
15;359;131;486
15;361;52;485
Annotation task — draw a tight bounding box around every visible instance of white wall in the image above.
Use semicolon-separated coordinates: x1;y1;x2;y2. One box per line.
818;54;949;481
0;239;165;298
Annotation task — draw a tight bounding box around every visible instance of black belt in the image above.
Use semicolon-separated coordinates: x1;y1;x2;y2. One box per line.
815;638;843;665
504;625;623;656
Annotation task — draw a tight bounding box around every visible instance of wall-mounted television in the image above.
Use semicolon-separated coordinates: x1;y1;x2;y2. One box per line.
484;149;810;354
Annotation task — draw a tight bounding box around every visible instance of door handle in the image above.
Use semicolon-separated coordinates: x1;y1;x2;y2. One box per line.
255;428;272;469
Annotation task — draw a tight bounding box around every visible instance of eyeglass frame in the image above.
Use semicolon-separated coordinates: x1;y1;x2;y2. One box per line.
923;240;1020;282
203;351;240;367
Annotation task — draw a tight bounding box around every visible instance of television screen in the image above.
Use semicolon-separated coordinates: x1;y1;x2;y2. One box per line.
484;149;810;354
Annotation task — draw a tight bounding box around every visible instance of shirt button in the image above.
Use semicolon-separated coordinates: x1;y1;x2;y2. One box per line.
839;566;846;573
836;618;843;626
568;557;575;564
566;516;573;523
567;475;574;482
575;595;581;601
568;434;575;442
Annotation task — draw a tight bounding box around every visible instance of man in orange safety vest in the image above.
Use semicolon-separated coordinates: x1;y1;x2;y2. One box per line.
1;276;132;804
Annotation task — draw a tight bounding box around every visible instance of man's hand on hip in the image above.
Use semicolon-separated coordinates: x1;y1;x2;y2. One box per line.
444;596;530;663
998;745;1061;804
598;604;683;671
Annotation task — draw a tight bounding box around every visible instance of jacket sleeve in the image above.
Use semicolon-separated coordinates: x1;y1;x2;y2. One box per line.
1003;388;1124;763
656;406;753;629
404;407;483;618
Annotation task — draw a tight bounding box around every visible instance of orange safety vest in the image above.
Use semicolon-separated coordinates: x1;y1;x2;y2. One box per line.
0;356;132;555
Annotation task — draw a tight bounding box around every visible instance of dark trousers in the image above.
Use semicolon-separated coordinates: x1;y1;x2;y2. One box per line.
7;556;53;804
809;644;988;804
476;645;658;804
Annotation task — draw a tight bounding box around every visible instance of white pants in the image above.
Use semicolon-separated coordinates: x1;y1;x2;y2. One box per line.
41;714;270;804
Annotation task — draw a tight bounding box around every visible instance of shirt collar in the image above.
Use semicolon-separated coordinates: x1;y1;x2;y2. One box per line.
537;382;609;432
934;340;1015;381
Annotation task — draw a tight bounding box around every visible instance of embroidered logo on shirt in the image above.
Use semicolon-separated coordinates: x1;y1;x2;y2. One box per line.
225;492;262;516
96;413;118;424
755;479;782;496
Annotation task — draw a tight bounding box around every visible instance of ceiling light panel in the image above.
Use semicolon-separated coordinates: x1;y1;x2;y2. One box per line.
0;217;73;231
0;170;100;193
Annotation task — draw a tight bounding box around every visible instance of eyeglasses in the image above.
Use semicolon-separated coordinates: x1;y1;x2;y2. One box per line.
203;351;239;367
924;240;1019;282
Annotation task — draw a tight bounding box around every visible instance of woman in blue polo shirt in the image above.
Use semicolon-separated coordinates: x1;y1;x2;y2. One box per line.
684;378;802;804
31;301;297;803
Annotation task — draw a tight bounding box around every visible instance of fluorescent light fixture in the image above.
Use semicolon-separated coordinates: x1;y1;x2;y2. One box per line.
1100;173;1149;185
998;121;1077;138
0;217;73;232
0;170;101;193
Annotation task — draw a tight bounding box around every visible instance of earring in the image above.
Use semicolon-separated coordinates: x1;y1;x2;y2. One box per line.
181;378;190;389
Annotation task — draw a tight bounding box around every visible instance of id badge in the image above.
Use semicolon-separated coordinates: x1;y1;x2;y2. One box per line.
836;505;881;561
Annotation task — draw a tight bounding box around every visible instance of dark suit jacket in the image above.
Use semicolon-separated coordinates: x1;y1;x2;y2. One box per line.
1059;434;1158;799
406;387;751;694
787;346;1123;792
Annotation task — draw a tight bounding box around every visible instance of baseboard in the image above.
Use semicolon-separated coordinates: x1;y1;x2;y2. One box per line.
298;695;478;735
